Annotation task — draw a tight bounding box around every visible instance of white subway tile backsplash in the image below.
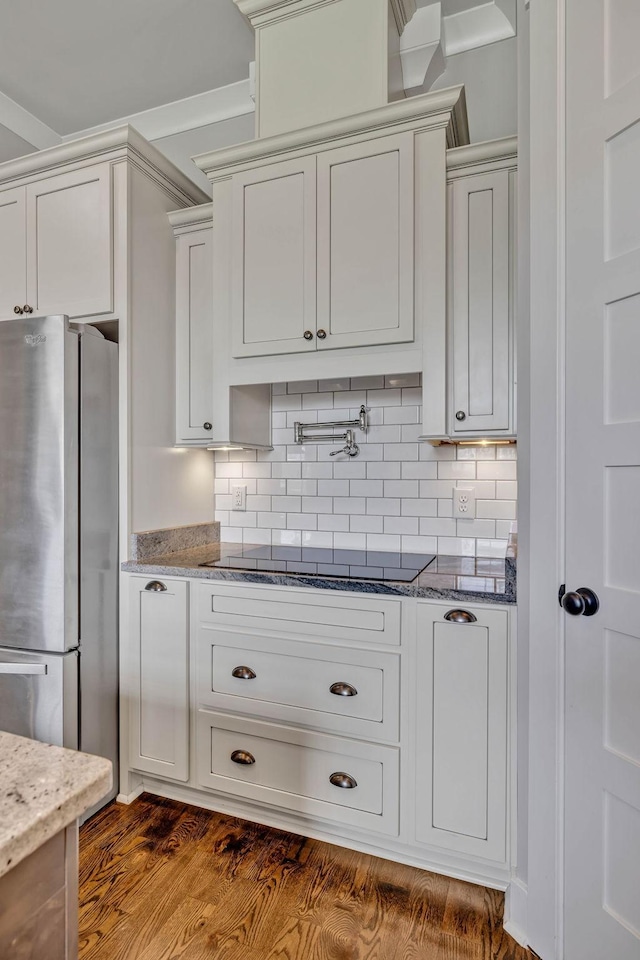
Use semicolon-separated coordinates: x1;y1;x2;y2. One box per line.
350;479;384;497
367;498;401;516
366;462;401;480
350;515;384;534
384;516;420;535
213;381;517;556
477;461;517;480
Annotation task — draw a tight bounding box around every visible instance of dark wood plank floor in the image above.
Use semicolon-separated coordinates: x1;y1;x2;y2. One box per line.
78;794;532;960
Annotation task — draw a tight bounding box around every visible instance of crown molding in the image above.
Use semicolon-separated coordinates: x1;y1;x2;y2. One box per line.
389;0;417;33
0;89;61;150
168;202;213;231
443;0;516;57
0;125;208;205
195;84;469;177
446;135;517;177
60;79;255;146
400;3;445;93
237;0;416;30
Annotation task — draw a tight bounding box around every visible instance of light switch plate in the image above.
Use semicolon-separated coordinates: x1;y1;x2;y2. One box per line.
453;485;476;519
232;484;247;511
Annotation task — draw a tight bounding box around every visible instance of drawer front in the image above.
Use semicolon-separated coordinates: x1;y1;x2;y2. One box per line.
197;711;399;836
197;628;400;741
197;583;401;646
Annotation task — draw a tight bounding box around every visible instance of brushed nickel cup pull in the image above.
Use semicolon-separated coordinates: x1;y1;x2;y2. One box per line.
232;665;257;680
23;304;33;314
303;330;314;340
330;682;358;697
145;580;167;592
316;328;327;340
231;750;255;766
444;609;477;623
330;772;357;789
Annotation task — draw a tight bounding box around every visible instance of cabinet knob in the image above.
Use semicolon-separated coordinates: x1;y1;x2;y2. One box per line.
231;665;257;680
203;422;212;431
316;329;327;340
330;681;358;697
145;580;167;592
303;330;314;341
455;410;466;421
13;305;23;315
444;609;477;623
231;749;256;766
23;305;33;315
329;771;357;789
558;585;600;617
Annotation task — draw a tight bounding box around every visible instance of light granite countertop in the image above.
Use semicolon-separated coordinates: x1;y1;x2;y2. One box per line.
123;540;516;604
0;732;112;879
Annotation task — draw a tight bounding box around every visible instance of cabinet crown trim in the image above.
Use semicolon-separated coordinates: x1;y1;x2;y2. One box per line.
168;202;213;230
446;136;517;174
0;125;208;207
236;0;416;31
194;84;469;178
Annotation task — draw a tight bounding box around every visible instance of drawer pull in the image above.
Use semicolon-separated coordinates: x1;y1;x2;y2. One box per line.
231;750;256;766
330;681;358;697
145;580;167;592
444;609;477;624
329;771;357;790
232;665;257;680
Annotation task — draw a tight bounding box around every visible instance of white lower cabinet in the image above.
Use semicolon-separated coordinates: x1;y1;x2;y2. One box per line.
124;576;512;882
415;601;509;863
196;711;400;836
128;576;189;782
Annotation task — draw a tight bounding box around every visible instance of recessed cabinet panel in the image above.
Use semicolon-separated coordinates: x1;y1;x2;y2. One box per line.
129;577;189;782
232;156;316;357
451;170;512;434
317;133;415;349
26;166;113;318
176;229;214;443
415;601;508;862
0;187;27;318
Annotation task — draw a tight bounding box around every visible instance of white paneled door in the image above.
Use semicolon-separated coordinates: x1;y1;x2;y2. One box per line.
564;0;640;956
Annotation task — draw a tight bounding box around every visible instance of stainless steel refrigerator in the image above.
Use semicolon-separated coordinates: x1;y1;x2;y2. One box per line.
0;314;118;810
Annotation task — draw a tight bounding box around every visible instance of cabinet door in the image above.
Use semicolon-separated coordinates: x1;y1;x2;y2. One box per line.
0;187;27;318
175;228;214;443
129;577;189;781
231;156;316;358
451;170;513;434
26;165;113;318
317;132;415;350
415;601;508;863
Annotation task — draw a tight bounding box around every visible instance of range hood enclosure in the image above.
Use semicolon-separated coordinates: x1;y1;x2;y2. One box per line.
235;0;417;138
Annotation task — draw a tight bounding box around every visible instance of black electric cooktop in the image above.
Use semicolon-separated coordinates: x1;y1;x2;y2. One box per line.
200;546;436;583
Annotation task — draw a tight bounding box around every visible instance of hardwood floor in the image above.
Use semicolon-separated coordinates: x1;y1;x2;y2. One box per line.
78;794;532;960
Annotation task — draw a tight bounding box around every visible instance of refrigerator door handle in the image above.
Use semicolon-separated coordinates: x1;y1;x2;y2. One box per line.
0;663;48;675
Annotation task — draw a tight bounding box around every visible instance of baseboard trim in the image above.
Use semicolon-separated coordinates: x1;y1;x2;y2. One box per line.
504;877;529;948
116;783;144;805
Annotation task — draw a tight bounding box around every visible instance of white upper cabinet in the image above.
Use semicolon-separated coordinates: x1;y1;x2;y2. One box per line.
449;163;515;437
232;156;317;358
316;133;415;350
26;166;113;318
0;187;27;318
0;166;113;320
174;220;214;444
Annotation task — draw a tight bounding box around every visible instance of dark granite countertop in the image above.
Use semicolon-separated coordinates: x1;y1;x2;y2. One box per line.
123;541;516;605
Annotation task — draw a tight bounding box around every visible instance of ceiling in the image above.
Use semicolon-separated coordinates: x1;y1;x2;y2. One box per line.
0;0;253;155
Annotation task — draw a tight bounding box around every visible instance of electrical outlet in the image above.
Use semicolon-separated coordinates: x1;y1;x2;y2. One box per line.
453;486;476;519
232;484;247;511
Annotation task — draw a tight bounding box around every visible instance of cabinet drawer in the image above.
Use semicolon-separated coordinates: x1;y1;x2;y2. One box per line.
196;582;401;646
197;628;400;741
197;711;399;836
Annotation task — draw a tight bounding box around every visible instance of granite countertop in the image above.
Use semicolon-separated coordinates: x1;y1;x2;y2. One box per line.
0;732;112;879
123;539;516;605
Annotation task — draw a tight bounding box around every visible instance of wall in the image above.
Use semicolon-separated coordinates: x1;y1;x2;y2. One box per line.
214;376;517;557
432;37;518;142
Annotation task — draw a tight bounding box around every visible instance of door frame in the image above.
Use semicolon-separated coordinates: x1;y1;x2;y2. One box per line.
521;0;567;957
